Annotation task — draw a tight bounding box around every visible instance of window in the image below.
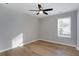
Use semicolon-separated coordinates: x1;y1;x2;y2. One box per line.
58;17;71;38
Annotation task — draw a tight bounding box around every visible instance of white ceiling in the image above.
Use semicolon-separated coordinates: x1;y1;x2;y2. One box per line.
0;3;79;18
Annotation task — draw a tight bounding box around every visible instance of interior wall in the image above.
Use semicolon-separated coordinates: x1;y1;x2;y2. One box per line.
77;8;79;50
0;7;39;51
39;11;77;47
0;6;77;51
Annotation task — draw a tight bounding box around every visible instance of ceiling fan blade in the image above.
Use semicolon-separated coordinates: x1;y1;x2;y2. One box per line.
29;10;39;11
36;12;39;15
43;11;48;15
43;8;53;11
38;4;42;10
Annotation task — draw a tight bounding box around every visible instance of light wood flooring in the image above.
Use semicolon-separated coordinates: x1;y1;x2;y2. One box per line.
0;40;79;56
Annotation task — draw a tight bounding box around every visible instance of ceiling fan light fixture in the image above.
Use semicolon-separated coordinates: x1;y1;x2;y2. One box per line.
29;4;53;15
39;11;43;14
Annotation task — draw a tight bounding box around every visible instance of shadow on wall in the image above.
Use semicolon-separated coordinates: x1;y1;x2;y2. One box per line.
12;33;23;48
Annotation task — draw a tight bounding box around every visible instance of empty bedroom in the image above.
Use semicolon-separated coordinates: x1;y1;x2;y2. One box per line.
0;3;79;56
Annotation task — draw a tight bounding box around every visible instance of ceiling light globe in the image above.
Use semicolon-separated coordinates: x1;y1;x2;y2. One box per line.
39;11;43;14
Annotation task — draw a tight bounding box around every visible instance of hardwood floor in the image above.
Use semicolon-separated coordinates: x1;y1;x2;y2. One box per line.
0;40;79;56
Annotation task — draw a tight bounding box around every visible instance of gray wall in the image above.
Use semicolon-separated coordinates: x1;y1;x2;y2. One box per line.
77;8;79;50
0;7;39;51
39;11;77;47
0;6;77;51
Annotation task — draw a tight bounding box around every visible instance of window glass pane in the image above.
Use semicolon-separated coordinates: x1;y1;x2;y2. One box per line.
58;17;71;38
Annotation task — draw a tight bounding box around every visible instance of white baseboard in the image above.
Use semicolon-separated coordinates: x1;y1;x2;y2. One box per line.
0;47;14;53
38;39;76;48
0;39;38;53
23;40;38;46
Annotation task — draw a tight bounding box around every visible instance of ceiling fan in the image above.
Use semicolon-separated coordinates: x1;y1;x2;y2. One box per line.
29;4;53;15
